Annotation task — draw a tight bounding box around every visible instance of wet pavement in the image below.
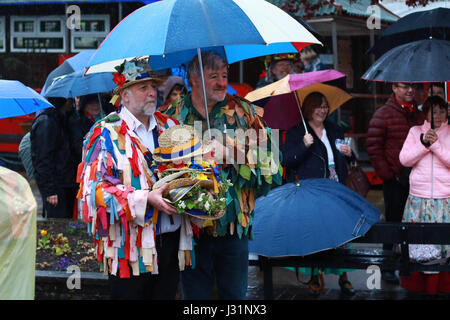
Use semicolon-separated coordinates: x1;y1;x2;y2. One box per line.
245;251;450;300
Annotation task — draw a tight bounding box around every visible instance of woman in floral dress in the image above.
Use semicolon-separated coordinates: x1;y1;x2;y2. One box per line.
399;96;450;295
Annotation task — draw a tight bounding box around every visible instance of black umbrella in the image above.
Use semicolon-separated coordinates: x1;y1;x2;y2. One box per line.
362;39;450;83
363;39;450;129
368;7;450;55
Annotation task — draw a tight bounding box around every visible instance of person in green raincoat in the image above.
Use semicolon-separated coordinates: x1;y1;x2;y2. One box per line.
165;51;283;299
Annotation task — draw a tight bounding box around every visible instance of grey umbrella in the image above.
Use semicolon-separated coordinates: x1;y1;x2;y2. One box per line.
361;39;450;83
362;39;449;132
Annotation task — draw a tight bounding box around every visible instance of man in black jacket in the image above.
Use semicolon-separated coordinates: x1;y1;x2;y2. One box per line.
31;97;77;218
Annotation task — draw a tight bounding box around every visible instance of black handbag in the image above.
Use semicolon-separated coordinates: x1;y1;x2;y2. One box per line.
346;161;371;198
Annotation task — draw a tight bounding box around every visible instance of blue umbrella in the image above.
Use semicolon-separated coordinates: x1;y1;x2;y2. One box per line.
42;49;96;95
86;0;321;72
43;70;116;98
86;0;321;137
248;179;381;257
0;80;53;119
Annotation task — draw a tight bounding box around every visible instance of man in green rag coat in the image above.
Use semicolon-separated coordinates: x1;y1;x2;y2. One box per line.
165;51;283;299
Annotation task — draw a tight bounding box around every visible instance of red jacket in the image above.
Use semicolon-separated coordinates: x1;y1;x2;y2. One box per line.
365;94;424;182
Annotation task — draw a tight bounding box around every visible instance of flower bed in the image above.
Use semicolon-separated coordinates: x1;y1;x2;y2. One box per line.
36;218;99;273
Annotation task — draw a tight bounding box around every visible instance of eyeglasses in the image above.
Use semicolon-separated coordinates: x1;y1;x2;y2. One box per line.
396;83;419;90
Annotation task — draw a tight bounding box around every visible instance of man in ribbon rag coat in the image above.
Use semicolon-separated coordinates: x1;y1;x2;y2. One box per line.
165;51;283;300
76;58;182;299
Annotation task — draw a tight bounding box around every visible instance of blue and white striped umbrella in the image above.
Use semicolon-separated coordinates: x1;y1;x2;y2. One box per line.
86;0;321;72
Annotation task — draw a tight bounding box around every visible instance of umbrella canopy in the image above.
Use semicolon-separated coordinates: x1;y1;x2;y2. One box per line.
362;39;450;83
245;71;351;131
42;49;96;95
368;7;450;55
43;70;116;98
86;0;321;72
0;80;53;119
245;70;346;101
295;83;352;115
248;179;381;257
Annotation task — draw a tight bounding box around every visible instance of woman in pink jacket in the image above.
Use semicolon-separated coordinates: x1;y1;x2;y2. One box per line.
399;96;450;295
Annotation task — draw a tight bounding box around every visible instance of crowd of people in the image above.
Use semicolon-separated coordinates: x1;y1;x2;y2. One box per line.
15;45;449;300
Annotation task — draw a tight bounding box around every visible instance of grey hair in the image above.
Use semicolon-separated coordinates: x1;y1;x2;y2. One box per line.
187;51;228;87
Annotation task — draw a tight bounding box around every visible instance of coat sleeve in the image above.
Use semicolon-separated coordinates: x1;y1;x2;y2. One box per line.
31;115;59;198
429;133;450;168
77;122;150;230
365;109;395;181
282;124;311;169
399;127;430;167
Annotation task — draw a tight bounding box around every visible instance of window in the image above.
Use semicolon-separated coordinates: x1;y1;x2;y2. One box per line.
0;17;5;52
10;16;66;52
71;15;109;52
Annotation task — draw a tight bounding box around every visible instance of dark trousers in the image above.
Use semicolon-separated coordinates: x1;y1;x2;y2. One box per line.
43;187;77;219
108;229;180;300
382;178;409;253
180;232;249;300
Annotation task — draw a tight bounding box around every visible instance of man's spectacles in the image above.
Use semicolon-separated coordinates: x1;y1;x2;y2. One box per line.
396;83;419;90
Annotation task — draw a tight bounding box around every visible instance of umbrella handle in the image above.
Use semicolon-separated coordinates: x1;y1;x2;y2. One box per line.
294;91;308;134
197;48;212;140
97;93;103;110
429;86;434;129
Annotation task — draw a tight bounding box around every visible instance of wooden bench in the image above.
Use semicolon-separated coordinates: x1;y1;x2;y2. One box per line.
249;222;450;299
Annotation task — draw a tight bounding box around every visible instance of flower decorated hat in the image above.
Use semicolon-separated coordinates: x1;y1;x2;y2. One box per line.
110;57;166;106
151;125;231;220
153;125;212;163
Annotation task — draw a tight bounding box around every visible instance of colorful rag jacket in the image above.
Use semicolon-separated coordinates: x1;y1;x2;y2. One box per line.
76;110;184;277
165;93;283;238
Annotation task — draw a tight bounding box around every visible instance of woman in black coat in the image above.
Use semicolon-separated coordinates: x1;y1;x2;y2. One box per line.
282;92;355;296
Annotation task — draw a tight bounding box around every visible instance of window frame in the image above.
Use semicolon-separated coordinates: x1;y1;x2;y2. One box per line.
70;14;110;53
10;15;66;53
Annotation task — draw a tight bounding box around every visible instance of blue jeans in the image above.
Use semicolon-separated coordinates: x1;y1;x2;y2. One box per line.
180;232;249;300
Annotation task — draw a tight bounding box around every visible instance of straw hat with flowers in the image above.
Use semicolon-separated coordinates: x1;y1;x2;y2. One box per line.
152;125;230;220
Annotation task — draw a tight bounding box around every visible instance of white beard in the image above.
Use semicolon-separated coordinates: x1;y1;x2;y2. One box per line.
128;95;156;117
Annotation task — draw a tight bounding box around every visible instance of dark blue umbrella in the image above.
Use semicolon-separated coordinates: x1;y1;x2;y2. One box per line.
361;39;450;83
248;179;381;257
